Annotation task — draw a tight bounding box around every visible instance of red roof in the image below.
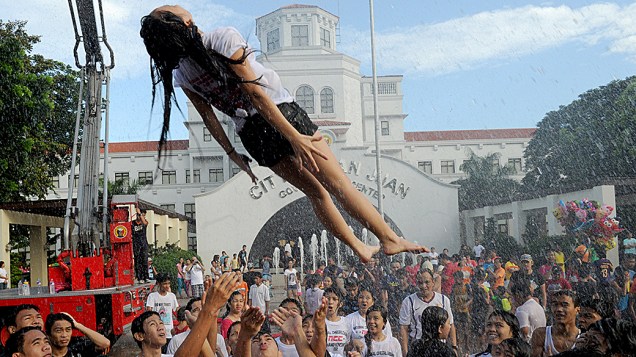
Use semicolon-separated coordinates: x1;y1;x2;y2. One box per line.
404;128;536;142
102;140;189;153
314;120;351;127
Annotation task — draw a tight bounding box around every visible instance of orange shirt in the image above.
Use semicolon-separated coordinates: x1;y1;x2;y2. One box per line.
493;267;505;289
237;281;249;301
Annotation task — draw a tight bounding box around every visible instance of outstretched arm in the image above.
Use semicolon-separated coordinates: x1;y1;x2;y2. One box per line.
310;298;327;357
175;272;240;357
228;48;328;172
234;307;266;357
183;88;257;183
270;307;316;357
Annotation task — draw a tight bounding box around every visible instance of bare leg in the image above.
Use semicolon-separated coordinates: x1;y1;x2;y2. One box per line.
271;157;380;263
309;140;427;255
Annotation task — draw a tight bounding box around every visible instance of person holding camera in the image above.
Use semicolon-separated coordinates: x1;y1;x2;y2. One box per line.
188;256;205;298
132;207;149;284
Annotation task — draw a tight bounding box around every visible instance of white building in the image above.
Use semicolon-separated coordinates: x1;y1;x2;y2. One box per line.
48;5;534;262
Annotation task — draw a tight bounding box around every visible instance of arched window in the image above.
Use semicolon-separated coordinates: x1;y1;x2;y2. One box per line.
295;85;314;114
320;88;334;113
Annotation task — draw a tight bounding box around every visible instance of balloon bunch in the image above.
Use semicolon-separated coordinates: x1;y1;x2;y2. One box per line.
553;199;622;250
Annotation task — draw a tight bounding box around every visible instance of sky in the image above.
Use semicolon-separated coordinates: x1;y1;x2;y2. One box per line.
3;0;636;142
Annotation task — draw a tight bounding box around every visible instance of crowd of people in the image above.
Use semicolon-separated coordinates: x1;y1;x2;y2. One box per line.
130;235;636;357
3;237;636;357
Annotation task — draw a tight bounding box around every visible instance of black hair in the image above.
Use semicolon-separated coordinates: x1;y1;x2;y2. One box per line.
472;267;487;282
509;276;531;298
420;306;448;342
323;287;343;302
578;286;615;319
344;277;359;288
156;273;170;284
488;310;521;339
8;304;40;327
551;289;579;307
590;318;636;356
185;297;202;312
44;313;75;335
139;8;252;160
358;281;376;299
474;310;522;357
227;320;241;337
498;337;531;357
131;311;161;347
176;306;187;322
5;326;45;355
364;305;388;355
279;298;303;315
223;291;244;318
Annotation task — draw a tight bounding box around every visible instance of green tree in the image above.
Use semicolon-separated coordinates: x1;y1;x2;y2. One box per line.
452;150;521;210
98;178;144;199
522;76;636;192
0;20;79;201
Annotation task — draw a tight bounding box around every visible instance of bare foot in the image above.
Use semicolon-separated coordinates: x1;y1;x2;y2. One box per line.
354;244;381;263
382;237;429;256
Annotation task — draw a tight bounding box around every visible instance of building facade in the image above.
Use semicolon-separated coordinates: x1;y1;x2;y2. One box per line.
47;5;534;258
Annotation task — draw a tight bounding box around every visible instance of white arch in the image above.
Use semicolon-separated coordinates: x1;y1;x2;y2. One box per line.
194;150;460;265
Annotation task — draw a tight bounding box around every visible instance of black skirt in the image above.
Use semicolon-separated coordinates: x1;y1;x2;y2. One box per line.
239;101;319;167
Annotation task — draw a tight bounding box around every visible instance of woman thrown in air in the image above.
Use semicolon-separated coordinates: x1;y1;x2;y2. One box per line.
139;5;427;262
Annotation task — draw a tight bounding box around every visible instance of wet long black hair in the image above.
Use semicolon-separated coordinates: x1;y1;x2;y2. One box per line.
139;9;248;158
420;306;449;342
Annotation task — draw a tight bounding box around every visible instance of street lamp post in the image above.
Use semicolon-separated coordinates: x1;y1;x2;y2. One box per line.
368;0;384;218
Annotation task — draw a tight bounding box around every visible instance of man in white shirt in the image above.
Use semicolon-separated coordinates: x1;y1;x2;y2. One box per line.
188;256;205;298
248;272;271;316
512;277;546;342
145;274;179;346
426;247;439;267
473;241;485;260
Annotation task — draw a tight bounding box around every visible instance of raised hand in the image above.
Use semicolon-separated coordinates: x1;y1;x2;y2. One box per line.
204;272;240;312
270;306;302;337
240;306;265;337
313;297;327;329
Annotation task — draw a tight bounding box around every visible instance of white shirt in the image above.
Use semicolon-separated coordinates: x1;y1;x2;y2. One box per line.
360;337;403;357
275;336;299;357
428;251;439;266
326;317;351;357
473;244;485;258
346;311;393;341
304;287;324;315
284;268;298;287
145;291;179;338
515;298;547;341
398;292;453;339
190;263;204;285
248;283;271;313
166;330;228;356
174;27;293;132
0;268;7;283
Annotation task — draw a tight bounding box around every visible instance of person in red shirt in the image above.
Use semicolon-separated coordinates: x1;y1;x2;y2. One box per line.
440;254;458;295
